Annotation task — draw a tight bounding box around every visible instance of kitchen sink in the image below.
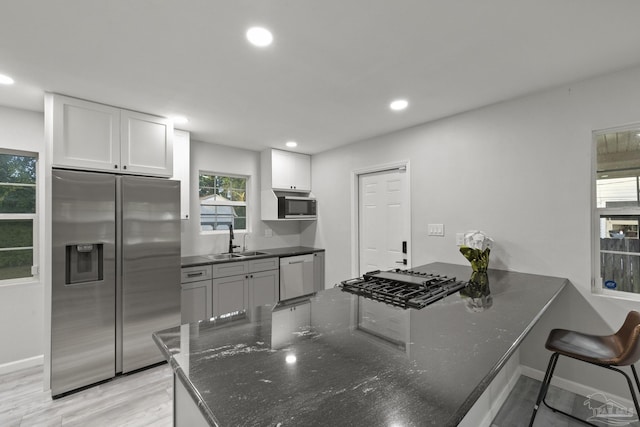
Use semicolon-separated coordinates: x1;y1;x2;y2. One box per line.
238;251;267;257
206;253;243;260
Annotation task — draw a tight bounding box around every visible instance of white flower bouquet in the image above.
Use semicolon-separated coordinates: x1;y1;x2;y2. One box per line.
459;230;494;272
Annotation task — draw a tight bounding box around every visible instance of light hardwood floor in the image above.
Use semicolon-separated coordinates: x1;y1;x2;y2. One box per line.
0;363;172;427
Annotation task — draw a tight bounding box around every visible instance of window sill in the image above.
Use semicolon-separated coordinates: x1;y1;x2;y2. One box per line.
200;230;249;236
0;277;40;288
592;288;640;303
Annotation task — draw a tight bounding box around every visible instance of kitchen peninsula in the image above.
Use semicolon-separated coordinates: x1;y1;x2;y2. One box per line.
154;263;567;426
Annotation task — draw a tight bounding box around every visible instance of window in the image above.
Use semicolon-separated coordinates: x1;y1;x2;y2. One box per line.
199;173;247;232
0;151;37;281
593;126;640;295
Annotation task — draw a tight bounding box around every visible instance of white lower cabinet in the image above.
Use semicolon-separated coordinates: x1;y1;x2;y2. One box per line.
212;274;249;318
181;257;279;323
180;265;213;324
249;269;279;308
313;251;325;292
181;280;213;324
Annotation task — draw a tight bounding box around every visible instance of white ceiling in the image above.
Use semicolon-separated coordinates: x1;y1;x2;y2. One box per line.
1;1;640;154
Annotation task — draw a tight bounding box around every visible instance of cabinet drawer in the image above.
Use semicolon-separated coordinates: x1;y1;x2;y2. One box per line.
212;261;248;278
249;257;278;273
181;265;212;283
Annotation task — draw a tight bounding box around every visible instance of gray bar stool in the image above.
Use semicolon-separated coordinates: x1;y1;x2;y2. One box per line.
529;310;640;426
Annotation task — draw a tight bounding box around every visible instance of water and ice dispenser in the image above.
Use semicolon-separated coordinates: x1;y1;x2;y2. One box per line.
65;243;103;284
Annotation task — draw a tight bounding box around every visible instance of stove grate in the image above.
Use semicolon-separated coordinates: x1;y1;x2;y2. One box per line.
338;269;466;309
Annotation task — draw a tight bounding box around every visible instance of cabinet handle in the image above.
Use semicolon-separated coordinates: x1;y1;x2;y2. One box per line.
114;164;118;169
187;272;204;277
123;165;127;170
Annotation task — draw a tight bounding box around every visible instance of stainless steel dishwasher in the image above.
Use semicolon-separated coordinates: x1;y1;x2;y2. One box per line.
279;254;315;301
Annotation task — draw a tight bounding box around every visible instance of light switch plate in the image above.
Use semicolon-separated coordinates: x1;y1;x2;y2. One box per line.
428;224;445;236
456;233;465;246
265;228;273;237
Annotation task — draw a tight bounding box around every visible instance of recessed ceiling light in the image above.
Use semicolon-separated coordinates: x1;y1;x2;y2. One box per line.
246;27;273;47
286;141;297;148
390;99;408;111
171;116;189;125
0;74;15;85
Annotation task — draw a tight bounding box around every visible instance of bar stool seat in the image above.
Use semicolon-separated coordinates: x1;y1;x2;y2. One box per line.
547;329;624;365
529;311;640;426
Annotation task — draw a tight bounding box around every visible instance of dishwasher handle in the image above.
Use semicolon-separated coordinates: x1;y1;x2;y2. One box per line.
280;254;314;266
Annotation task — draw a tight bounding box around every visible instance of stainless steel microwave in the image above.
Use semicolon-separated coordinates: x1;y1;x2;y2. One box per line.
277;196;317;219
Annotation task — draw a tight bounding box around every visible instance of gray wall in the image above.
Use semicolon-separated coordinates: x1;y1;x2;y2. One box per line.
302;64;640;397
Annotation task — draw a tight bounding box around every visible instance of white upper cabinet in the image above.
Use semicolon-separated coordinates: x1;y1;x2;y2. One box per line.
49;95;121;172
47;93;173;177
263;149;311;192
120;109;173;176
171;129;190;220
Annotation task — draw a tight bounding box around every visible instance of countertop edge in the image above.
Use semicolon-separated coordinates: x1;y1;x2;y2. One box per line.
181;247;325;268
447;277;570;426
152;331;221;426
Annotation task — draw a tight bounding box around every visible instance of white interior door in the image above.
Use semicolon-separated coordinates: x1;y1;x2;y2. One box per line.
358;168;410;276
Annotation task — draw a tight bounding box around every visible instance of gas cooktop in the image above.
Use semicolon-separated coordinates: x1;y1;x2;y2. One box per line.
338;268;467;309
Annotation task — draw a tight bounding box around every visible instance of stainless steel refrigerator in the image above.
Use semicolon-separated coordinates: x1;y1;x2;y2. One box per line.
51;169;180;396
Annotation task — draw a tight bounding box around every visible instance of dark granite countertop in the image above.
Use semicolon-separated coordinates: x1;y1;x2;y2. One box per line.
154;262;567;426
181;246;324;267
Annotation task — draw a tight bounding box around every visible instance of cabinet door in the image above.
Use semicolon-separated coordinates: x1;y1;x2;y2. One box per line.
120;109;173;177
271;149;291;190
50;94;121;172
289;152;311;192
181;280;212;324
250;269;279;309
213;275;248;318
271;149;311;192
313;252;325;292
172;130;190;219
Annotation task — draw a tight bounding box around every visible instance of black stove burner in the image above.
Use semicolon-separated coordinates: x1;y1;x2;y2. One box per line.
338;269;466;309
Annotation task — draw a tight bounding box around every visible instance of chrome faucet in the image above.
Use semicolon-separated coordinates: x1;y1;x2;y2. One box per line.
228;224;240;254
242;233;249;252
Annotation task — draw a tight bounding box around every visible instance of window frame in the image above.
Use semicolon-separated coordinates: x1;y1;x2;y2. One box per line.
0;149;38;285
592;124;640;300
198;171;249;235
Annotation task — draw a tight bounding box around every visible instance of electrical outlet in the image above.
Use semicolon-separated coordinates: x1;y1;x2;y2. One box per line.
456;233;465;246
265;228;273;237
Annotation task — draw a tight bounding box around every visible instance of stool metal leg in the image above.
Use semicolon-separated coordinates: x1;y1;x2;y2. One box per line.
608;364;640;421
631;364;640;395
529;352;559;427
532;354;640;427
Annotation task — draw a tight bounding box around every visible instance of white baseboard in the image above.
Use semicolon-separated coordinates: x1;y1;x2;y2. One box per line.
520;365;635;410
0;355;43;375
